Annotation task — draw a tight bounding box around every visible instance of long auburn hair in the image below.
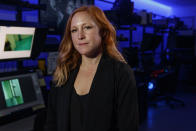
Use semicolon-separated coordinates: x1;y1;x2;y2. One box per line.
53;5;126;86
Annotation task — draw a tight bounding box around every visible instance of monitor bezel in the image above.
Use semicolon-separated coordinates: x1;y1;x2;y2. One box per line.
0;72;44;117
0;26;36;60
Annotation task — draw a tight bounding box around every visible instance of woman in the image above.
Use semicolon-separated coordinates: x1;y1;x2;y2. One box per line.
45;5;139;131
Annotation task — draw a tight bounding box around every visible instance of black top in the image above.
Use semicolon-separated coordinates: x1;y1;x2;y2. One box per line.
70;87;89;131
44;53;139;131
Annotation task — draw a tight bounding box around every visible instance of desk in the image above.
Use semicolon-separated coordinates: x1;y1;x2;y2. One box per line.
0;115;35;131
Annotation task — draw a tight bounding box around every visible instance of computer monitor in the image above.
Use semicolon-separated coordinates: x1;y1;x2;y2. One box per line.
0;26;35;60
0;72;44;117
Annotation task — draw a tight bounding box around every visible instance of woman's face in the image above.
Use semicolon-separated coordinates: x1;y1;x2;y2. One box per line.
70;11;102;57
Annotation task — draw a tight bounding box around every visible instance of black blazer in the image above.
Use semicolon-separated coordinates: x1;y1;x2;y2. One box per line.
44;53;139;131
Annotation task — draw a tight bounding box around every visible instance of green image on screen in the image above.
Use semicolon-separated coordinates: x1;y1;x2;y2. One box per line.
4;34;33;51
1;79;24;107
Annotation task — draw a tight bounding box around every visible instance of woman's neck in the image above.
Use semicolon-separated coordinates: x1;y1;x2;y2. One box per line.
80;52;102;70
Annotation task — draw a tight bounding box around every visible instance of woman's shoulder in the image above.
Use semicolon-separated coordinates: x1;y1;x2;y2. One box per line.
107;55;133;74
107;56;135;83
108;57;137;92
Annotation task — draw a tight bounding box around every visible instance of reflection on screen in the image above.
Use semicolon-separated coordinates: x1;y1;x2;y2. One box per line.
1;79;24;108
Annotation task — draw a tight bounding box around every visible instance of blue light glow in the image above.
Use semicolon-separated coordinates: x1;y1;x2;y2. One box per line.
22;0;38;4
166;48;170;60
95;0;114;10
164;69;168;72
22;11;38;22
132;0;172;17
0;10;17;21
148;82;154;90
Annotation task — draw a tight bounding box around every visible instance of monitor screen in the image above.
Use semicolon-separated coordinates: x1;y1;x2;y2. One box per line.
0;26;35;60
0;72;44;117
